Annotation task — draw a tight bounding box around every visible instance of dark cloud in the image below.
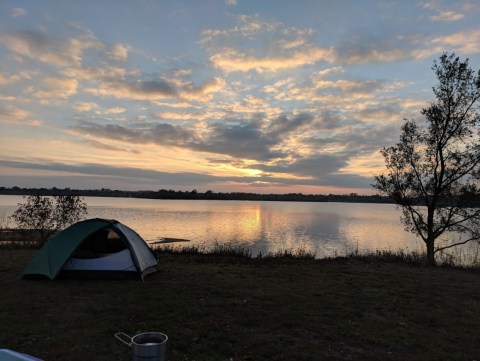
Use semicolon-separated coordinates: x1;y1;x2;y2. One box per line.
73;123;140;142
314;110;359;130
72;121;198;147
193;113;313;161
95;76;224;102
0;157;372;190
253;154;348;180
268;113;313;136
65;110;377;192
150;123;197;143
72;112;314;162
13;30;51;50
332;29;415;64
86;139;140;154
0;29;96;67
319;173;372;189
126;79;178;97
0;159;224;187
194;120;281;160
0;157;373;191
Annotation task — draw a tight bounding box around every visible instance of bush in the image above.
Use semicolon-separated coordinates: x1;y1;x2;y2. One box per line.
10;195;88;242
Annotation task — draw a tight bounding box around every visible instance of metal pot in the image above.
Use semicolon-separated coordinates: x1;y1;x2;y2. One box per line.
115;332;168;361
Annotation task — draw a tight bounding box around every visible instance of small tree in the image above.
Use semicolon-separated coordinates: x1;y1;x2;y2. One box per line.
53;195;88;230
11;194;88;242
373;53;480;266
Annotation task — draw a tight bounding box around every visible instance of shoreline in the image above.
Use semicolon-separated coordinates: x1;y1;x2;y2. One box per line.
2;237;480;270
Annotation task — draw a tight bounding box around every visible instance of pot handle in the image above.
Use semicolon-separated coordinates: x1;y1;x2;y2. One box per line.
115;332;132;347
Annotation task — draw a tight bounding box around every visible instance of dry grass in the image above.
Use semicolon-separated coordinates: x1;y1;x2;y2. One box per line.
1;248;480;360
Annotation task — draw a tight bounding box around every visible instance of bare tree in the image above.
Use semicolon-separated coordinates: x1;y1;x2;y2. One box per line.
373;53;480;266
11;195;88;242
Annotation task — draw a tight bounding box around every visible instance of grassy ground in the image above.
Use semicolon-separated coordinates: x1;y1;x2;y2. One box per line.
1;248;480;361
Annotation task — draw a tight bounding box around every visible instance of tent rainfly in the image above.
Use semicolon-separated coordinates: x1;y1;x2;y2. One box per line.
21;218;158;280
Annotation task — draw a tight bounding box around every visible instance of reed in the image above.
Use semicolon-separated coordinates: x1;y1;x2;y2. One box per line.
2;227;479;268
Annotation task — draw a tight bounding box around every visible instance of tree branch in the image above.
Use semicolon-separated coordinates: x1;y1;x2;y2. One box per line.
435;237;480;253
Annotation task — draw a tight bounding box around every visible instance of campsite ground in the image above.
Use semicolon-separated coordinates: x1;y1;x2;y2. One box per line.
1;248;480;361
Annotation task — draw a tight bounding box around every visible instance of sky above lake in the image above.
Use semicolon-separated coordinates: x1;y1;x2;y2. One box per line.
1;1;479;194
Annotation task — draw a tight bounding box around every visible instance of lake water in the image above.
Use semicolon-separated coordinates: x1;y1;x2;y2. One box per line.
0;195;426;257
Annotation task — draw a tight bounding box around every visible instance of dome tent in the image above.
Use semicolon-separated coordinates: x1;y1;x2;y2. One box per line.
21;218;158;280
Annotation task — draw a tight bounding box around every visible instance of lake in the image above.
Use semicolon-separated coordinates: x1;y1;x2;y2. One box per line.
0;195;426;257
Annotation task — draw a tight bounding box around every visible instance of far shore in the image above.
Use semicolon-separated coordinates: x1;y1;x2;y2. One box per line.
0;186;396;204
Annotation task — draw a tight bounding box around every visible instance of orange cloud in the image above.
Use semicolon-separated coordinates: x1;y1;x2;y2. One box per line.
429;11;464;22
32;77;78;99
0;104;42;126
431;29;480;53
210;46;334;73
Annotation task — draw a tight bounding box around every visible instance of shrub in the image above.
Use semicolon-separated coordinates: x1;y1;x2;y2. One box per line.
10;194;88;242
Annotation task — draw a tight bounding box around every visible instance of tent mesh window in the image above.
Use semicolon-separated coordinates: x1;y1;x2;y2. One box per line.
73;228;128;259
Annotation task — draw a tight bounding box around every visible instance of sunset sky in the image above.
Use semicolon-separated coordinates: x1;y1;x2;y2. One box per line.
1;1;479;194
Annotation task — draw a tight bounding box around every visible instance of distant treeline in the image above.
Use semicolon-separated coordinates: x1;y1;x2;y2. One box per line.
0;186;393;204
3;187;480;206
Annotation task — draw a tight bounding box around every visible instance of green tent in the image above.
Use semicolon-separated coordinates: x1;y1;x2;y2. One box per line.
21;218;158;280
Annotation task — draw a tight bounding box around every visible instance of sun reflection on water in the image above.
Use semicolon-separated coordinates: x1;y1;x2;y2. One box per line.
0;195;423;258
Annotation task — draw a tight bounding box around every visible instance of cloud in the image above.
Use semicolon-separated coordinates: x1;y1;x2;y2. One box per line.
0;157;373;190
419;1;470;22
104;107;126;114
193;113;314;161
155;111;209;121
204;12;443;75
11;8;27;18
201;14;339;72
0;30;94;67
331;31;422;64
88;76;225;102
431;29;480;54
245;153;374;189
201;14;280;45
108;43;129;61
203;10;480;73
150;123;198;144
257;154;347;178
86;139;140;153
202;14;433;73
72;123;144;143
89;78;178;99
197;120;282;160
0;158;226;187
71;121;198;148
269;74;399;106
73;102;99;112
410;29;480;60
429;11;464;22
180;77;226;101
0;104;42;126
32;77;78;99
71;112;314;162
417;1;437;10
154;101;198;109
210;46;333;73
225;0;237;5
314;79;385;93
0;71;20;85
61;64;133;83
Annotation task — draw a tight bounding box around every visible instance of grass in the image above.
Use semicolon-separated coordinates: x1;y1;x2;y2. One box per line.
1;246;480;361
0;229;44;249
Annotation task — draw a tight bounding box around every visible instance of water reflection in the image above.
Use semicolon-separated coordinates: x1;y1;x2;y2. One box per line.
0;195;423;257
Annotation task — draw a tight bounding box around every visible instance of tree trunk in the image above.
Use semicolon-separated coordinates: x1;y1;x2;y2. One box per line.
426;207;436;266
426;237;435;266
